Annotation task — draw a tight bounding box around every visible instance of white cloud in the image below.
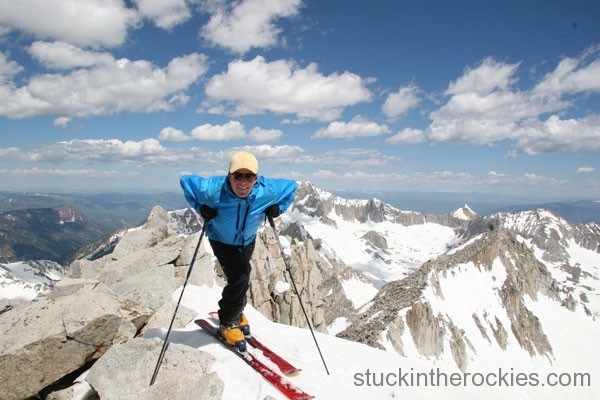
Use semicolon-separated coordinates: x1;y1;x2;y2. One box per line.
577;167;596;174
53;117;71;128
158;126;188;142
446;57;519;96
310;168;567;194
134;0;191;30
28;41;115;70
0;52;208;119
14;138;189;166
382;85;421;119
191;121;246;141
0;0;140;48
0;52;24;82
534;49;600;95
159;122;285;142
205;56;372;121
391;50;600;155
513;114;600;154
200;0;303;53
218;144;306;164
386;127;426;144
0;167;133;178
248;127;283;141
312;116;389;139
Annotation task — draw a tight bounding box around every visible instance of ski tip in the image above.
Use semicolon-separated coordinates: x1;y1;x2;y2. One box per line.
284;369;302;377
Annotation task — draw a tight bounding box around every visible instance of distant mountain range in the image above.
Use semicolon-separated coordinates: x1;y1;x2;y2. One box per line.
0;206;106;265
332;189;600;223
0;191;189;232
0;188;598;265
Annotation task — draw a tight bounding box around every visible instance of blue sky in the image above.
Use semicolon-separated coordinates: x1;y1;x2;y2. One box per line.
0;0;599;200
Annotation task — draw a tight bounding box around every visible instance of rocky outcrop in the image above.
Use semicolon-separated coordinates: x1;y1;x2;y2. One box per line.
248;220;370;331
0;206;215;399
0;281;153;399
339;227;563;370
0;204;370;397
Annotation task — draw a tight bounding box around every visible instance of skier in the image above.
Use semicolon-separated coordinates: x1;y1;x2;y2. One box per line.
180;151;297;351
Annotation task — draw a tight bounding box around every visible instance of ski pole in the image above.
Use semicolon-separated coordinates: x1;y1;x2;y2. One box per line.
266;215;330;375
150;221;208;386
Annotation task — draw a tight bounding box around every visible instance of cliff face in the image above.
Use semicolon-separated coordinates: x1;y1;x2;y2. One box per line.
339;227;569;371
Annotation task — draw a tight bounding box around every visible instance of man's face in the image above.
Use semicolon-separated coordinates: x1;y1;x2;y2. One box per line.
228;168;257;198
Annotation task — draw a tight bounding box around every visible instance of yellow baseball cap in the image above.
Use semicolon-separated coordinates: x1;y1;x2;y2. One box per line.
229;151;258;174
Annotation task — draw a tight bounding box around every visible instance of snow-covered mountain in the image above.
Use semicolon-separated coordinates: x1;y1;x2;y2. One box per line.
0;182;598;399
288;181;469;287
0;260;64;301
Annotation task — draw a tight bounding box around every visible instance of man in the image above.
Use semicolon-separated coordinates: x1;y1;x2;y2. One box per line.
180;151;297;351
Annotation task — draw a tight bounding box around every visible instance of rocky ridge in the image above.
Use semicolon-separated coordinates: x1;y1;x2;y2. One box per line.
0;203;365;399
0;183;598;398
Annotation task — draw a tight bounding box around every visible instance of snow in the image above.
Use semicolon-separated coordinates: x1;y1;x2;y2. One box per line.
452;205;475;220
0;261;62;300
137;281;599;400
287;210;458;287
341;276;378;309
275;281;291;294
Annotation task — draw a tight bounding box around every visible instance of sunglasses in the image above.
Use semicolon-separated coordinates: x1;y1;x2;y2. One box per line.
231;172;257;181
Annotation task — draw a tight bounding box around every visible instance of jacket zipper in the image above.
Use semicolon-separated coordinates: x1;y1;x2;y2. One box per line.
235;199;251;247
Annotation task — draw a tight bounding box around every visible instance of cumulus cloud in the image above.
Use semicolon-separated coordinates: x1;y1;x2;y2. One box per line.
0;0;140;48
512;115;600;155
2;138;199;167
191;121;246;141
533;47;600;95
29;41;115;70
0;52;208;119
382;84;421;119
0;52;24;82
158;126;188;142
133;0;191;30
577;167;596;174
200;0;303;53
386;127;426;144
53;116;71;128
219;144;306;164
158;121;284;142
2;139;304;170
205;56;372;120
391;51;600;155
248;127;283;141
312;116;390;139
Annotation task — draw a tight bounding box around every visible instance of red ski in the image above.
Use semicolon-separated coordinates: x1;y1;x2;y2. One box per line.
208;312;301;375
195;319;313;400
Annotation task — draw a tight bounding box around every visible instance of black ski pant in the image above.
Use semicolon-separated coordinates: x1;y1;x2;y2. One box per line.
209;238;255;325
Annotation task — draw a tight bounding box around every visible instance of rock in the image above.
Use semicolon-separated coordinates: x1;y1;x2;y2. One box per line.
85;338;223;400
0;284;139;399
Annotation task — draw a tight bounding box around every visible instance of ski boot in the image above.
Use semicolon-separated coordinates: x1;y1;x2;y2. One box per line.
239;313;251;337
220;322;247;352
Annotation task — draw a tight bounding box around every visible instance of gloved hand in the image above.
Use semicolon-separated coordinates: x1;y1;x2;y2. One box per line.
265;204;281;219
200;205;217;221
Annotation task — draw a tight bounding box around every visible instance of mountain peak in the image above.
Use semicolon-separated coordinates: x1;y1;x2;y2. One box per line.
338;226;566;370
452;204;477;220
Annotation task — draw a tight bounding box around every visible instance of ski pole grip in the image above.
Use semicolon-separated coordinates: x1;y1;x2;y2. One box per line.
267;215;276;228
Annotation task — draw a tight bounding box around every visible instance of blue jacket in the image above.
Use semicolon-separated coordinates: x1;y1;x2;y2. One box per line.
180;175;297;246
